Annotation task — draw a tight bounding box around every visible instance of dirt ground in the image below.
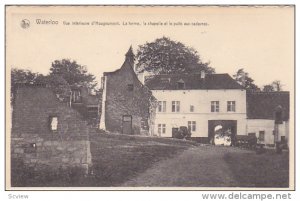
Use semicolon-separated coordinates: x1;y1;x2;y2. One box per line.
122;146;289;188
12;133;289;188
122;146;242;187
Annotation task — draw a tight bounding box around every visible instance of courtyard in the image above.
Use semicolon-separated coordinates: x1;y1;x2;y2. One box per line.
12;133;289;188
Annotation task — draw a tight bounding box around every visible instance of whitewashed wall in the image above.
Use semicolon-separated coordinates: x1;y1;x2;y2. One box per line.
151;89;247;138
246;119;289;145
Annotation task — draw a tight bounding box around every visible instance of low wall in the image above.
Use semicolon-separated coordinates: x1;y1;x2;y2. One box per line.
11;133;92;173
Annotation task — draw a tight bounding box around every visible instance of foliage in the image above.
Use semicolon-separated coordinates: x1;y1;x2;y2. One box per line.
136;37;215;74
42;75;71;102
173;126;191;140
233;68;260;91
50;59;97;89
262;80;283;92
262;84;274;92
11;68;45;102
11;59;97;103
271;80;283;91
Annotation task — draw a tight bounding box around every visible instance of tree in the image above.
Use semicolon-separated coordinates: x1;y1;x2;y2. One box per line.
233;68;260;91
262;80;283;92
272;80;283;91
262;84;274;92
50;59;97;89
11;68;45;102
136;37;215;74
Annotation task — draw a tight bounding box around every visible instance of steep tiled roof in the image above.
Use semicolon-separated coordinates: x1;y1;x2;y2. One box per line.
144;73;243;90
246;91;290;120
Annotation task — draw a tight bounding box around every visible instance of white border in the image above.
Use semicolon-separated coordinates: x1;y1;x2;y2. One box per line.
1;1;298;201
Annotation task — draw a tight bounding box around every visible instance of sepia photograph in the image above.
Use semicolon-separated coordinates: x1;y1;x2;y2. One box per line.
5;5;294;190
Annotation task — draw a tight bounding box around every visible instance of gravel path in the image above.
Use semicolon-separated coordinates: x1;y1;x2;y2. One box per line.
122;146;251;187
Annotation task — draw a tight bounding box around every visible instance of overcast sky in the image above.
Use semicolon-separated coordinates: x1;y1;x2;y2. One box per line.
7;6;294;90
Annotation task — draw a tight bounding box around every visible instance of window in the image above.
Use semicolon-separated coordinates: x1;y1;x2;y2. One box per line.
158;124;166;136
127;84;134;91
172;101;180;112
188;121;196;132
211;101;219;112
158;101;167;112
190;105;194;112
50;116;58;132
259;131;265;141
72;90;81;102
141;118;149;130
123;115;132;122
177;80;185;89
227;101;236;112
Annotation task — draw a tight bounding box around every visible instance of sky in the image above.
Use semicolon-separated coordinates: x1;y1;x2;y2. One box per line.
6;6;294;90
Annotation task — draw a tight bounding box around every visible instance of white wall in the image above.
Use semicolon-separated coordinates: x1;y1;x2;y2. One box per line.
151;89;247;138
246;119;289;145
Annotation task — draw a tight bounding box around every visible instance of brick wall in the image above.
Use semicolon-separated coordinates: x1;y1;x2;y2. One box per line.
11;86;93;172
104;59;155;135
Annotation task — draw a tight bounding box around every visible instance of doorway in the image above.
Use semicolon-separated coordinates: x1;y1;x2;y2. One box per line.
122;115;132;134
208;120;237;145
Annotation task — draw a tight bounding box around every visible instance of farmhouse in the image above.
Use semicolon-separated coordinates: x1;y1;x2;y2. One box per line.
11;83;94;172
99;47;156;135
98;48;290;146
143;72;247;143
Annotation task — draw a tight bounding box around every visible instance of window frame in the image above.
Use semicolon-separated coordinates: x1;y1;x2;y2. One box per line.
158;124;166;136
172;101;180;112
211;101;220;112
188;121;196;132
259;130;265;141
158;101;167;112
71;89;82;103
190;105;195;112
227;101;236;112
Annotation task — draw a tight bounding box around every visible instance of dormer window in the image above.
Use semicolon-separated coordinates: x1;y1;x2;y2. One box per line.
177;79;185;89
161;78;170;84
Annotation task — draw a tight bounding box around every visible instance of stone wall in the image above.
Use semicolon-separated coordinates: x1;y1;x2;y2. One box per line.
11;134;91;171
11;85;93;173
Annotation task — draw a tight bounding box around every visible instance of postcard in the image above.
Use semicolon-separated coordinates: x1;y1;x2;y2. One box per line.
5;5;295;190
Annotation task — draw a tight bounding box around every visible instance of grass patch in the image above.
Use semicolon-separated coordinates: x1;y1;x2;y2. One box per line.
11;134;194;187
88;134;192;186
224;150;289;187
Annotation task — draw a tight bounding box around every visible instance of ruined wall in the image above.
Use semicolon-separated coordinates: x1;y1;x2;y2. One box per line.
11;134;91;170
11;86;92;172
104;60;155;135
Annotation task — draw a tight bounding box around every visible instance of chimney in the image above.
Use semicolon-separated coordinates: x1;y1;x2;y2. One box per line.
200;70;206;79
125;46;135;68
241;71;246;87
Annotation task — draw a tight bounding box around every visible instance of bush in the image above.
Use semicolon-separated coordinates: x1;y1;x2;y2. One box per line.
173;126;191;140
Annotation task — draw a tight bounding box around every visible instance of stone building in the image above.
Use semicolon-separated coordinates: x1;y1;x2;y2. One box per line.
11;84;93;173
99;47;156;135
